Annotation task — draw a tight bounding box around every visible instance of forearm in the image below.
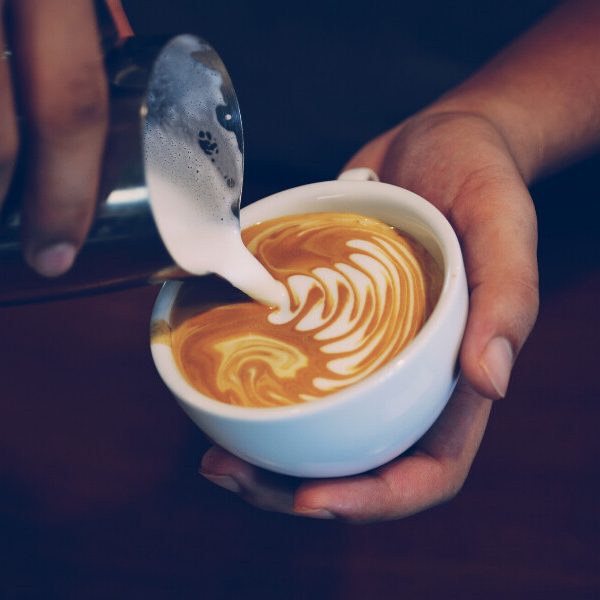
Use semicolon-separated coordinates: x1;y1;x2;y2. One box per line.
426;0;600;184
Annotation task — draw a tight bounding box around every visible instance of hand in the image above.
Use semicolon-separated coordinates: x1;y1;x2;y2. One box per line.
200;110;539;522
0;0;131;277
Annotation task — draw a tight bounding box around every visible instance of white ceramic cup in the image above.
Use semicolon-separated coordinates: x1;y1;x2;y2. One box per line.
150;169;468;477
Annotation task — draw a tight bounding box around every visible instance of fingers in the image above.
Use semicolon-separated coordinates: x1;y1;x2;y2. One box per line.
200;446;305;517
200;382;491;523
11;0;108;276
0;0;19;205
295;381;491;522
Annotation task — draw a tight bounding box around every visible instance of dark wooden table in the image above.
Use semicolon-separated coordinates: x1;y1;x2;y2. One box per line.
1;161;599;599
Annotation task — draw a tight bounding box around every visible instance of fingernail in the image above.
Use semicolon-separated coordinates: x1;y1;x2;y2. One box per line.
479;337;513;398
31;243;76;277
295;507;336;520
200;472;242;494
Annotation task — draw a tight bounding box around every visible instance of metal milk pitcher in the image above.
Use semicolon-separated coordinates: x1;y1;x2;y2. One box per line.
0;33;238;306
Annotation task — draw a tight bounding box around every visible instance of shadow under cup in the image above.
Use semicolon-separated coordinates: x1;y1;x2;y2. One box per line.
151;179;468;477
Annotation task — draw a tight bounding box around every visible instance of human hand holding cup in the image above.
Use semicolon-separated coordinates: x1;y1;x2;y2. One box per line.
151;169;468;485
153;107;539;522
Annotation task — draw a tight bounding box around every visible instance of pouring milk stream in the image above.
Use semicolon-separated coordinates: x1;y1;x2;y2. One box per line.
143;35;286;309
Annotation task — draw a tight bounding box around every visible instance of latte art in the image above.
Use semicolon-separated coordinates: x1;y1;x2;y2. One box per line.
172;213;442;407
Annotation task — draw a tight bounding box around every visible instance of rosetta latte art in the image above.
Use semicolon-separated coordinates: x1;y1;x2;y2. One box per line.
172;213;442;407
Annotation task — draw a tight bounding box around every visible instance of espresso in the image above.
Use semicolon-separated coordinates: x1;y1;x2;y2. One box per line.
171;212;442;407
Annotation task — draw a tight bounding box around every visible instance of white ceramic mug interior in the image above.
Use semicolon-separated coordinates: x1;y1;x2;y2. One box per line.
150;170;468;477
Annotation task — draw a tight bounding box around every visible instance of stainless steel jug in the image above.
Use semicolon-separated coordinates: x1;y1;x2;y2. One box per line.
0;33;186;305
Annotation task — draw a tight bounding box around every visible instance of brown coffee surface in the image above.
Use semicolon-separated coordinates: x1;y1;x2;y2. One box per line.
172;212;442;407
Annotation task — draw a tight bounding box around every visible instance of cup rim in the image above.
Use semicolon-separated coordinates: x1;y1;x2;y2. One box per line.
151;179;465;422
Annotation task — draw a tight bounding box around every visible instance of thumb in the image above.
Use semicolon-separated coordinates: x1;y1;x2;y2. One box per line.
343;124;539;400
454;171;539;399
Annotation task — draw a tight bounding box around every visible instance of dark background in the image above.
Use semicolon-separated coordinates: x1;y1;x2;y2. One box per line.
2;1;599;598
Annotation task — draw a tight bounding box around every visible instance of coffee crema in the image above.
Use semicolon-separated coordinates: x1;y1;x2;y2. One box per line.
171;212;442;407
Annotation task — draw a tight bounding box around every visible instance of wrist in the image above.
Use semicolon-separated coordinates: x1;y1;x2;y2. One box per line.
418;0;600;185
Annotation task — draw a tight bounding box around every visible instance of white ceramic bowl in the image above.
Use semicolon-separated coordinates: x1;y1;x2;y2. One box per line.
150;171;468;477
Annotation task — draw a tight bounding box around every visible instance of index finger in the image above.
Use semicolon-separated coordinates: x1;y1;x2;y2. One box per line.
199;381;492;522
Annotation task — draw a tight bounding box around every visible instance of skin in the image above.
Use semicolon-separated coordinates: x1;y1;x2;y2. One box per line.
0;0;131;277
201;111;536;523
1;1;598;522
200;0;600;522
